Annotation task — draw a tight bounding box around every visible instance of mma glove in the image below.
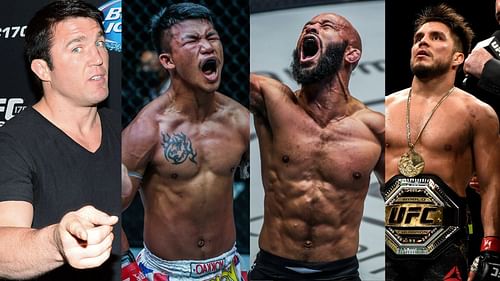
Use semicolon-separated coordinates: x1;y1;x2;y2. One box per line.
121;250;148;281
469;236;500;281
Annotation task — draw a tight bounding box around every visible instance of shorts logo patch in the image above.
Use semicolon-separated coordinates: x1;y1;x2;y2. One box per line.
204;262;239;281
191;259;225;278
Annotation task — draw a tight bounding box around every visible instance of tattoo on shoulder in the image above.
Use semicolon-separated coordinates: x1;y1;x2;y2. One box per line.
161;132;197;165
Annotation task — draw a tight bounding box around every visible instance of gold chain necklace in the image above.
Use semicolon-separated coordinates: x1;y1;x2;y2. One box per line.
397;87;455;177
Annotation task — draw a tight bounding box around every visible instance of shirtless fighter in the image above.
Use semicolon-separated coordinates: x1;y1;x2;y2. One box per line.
385;4;500;281
121;3;249;281
249;13;384;280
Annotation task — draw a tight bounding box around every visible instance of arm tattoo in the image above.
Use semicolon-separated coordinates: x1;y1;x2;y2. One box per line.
161;132;197;165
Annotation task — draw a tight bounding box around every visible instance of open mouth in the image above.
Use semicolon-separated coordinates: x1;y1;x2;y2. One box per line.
201;58;217;75
90;75;104;81
199;57;219;83
416;49;429;57
302;36;320;60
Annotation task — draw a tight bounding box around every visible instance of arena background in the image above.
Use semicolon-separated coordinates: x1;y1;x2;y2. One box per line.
0;0;121;126
121;0;251;269
249;0;385;280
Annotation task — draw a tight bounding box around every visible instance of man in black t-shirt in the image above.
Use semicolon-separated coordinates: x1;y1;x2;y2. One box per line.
0;1;120;280
464;0;500;100
462;1;500;280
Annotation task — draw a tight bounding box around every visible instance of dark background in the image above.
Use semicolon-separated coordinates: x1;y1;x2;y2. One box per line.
386;0;498;94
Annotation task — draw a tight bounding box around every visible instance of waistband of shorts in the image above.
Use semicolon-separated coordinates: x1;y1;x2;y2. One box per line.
257;249;359;272
138;243;238;278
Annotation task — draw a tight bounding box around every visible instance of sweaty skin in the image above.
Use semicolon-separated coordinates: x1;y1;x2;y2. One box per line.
122;18;249;260
123;92;248;260
251;13;384;262
385;21;500;236
385;88;498;196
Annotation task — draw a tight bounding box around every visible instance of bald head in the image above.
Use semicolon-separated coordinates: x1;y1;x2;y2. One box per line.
307;13;362;52
292;13;362;84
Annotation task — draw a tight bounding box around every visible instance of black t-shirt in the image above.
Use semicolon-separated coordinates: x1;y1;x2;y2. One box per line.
0;107;121;281
478;56;500;96
465;54;500;122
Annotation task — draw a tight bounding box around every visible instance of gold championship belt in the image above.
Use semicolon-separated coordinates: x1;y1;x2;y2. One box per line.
383;174;466;259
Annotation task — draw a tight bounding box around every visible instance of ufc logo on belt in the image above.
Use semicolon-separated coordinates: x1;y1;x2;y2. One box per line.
386;204;443;227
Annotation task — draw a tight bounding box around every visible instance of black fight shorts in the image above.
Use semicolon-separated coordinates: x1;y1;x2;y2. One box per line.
385;240;468;281
248;249;360;281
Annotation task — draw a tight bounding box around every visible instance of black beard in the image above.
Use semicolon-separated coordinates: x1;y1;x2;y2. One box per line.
291;41;347;85
411;59;450;80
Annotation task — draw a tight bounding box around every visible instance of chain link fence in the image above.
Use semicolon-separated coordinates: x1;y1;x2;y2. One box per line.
122;0;249;255
122;0;249;125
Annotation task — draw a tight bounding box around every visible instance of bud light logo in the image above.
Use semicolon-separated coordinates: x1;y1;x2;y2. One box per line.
99;0;121;52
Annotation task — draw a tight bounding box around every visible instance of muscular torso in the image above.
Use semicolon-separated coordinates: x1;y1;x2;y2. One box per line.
123;93;248;260
253;78;383;262
385;89;475;197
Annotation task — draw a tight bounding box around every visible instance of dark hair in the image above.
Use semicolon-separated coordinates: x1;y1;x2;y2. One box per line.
25;0;104;70
415;4;474;54
151;2;214;54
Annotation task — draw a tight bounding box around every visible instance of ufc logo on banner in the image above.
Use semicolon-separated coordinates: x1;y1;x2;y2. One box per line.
0;98;25;127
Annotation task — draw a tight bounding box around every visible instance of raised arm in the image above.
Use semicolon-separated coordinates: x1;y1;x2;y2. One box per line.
250;73;268;119
250;73;297;120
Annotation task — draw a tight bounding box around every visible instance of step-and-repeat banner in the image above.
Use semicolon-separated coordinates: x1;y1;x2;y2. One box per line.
0;0;121;127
